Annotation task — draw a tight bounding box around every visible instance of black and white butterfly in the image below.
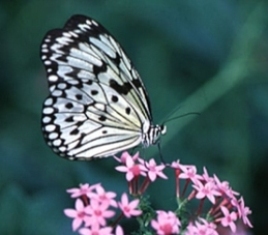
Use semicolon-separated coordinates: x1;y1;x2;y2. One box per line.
41;15;166;160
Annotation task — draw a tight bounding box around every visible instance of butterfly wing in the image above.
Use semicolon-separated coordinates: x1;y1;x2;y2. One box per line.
41;15;152;160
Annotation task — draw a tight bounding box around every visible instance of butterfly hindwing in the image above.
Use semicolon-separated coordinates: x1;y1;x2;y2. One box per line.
41;15;154;159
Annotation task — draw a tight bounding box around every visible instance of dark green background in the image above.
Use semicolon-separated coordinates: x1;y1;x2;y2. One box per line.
1;0;267;234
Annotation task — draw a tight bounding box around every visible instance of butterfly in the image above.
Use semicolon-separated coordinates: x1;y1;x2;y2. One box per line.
41;15;166;160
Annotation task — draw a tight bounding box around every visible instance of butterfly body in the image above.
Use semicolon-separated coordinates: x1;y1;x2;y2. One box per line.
41;15;166;160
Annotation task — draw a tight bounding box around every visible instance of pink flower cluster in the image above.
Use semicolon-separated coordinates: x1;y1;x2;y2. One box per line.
64;152;253;235
115;152;168;195
171;161;253;234
64;183;141;234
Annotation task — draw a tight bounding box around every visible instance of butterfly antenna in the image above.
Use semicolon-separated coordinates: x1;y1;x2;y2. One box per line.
163;112;200;125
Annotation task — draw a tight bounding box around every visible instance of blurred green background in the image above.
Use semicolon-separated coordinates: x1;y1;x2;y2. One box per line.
1;0;267;234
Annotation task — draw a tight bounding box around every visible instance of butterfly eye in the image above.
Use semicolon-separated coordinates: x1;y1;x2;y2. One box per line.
41;15;166;160
160;125;167;135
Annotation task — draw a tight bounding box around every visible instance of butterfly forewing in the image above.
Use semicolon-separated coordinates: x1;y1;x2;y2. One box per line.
41;15;156;159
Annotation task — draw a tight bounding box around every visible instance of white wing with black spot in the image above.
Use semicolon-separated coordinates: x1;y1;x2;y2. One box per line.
41;15;157;160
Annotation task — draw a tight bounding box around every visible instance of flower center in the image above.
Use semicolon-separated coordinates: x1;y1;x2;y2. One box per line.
131;165;141;176
95;210;102;216
78;211;85;218
161;223;173;234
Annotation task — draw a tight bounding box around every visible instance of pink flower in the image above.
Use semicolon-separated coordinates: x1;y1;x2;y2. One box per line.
67;183;99;198
64;199;89;231
185;222;197;235
193;181;221;204
114;151;140;164
213;174;239;199
238;197;253;228
202;167;215;183
220;206;237;233
185;218;218;235
115;154;147;181
170;160;181;169
88;184;117;208
180;165;203;183
85;199;115;227
79;224;113;235
118;193;142;218
151;210;181;235
142;158;168;181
